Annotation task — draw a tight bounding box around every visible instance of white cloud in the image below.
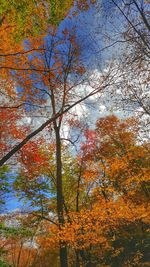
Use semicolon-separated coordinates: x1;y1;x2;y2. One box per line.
99;105;106;113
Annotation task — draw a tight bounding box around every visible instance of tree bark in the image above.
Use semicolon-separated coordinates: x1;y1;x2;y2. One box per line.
75;250;80;267
55;125;68;267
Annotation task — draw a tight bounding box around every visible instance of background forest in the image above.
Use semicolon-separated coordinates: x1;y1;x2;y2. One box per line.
0;0;149;266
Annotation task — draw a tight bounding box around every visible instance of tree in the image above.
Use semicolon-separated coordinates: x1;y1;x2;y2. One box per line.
55;115;150;266
0;0;82;42
0;20;116;265
12;115;150;266
0;166;10;213
1;1;149;266
0;215;37;267
107;0;150;132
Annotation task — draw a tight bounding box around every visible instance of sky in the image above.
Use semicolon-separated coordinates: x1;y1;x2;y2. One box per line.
56;0;126;69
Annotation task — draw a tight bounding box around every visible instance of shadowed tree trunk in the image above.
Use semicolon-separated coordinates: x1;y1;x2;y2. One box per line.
55;125;68;267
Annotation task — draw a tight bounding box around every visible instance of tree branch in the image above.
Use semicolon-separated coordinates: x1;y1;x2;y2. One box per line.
0;81;112;166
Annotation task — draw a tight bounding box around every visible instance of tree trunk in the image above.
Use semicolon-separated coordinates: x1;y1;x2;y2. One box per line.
75;250;80;267
55;125;68;267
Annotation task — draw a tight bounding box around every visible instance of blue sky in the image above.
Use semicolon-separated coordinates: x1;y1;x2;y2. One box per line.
56;0;125;69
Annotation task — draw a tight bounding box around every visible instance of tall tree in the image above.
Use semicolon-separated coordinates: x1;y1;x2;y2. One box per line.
0;23;115;265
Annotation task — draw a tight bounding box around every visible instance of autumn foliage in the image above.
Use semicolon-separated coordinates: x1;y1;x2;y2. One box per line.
0;1;150;267
1;115;149;266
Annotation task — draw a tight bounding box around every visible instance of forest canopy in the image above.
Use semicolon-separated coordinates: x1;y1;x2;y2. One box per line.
0;0;149;266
